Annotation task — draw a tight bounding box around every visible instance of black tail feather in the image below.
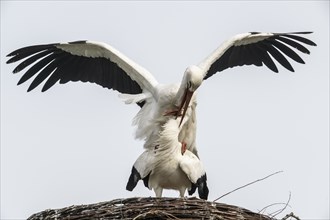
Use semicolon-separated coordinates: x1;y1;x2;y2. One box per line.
142;172;150;188
188;183;197;195
197;174;209;200
126;166;141;191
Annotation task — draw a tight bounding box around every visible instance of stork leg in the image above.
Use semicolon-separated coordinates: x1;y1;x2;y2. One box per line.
179;188;186;198
154;187;163;198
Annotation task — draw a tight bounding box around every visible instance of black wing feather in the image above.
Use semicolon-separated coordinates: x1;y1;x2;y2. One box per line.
42;55;76;92
281;33;317;46
28;59;57;92
17;53;56;85
7;42;143;96
204;32;316;80
245;45;263;67
27;52;71;92
12;49;56;73
275;36;311;54
268;39;305;64
254;44;278;73
261;42;294;72
6;44;56;63
228;46;241;67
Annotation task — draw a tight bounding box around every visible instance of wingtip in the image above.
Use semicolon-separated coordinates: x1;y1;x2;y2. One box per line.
41;87;48;92
12;66;22;74
6;52;16;57
6;56;16;64
17;78;25;86
285;31;314;35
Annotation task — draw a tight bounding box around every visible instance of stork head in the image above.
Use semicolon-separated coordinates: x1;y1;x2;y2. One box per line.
184;65;204;92
176;65;203;126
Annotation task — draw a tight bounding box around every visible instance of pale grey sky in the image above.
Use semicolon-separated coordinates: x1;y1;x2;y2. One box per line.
1;1;329;219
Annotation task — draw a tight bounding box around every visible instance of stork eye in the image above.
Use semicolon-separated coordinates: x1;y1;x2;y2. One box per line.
187;81;192;88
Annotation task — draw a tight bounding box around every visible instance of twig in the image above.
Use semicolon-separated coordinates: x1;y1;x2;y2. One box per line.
258;203;291;215
281;212;300;220
133;210;180;220
270;192;291;218
213;171;283;202
258;192;292;215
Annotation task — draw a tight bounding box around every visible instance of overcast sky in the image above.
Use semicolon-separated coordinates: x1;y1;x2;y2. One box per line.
1;1;329;219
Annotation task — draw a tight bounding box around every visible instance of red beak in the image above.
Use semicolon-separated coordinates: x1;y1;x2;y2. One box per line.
176;88;194;127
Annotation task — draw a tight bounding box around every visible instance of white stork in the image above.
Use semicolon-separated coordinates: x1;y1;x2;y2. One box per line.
6;32;316;199
6;32;316;158
126;118;208;199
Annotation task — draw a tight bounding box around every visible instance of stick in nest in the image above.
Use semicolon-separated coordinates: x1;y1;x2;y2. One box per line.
281;212;300;220
270;192;291;218
213;170;283;202
133;210;180;220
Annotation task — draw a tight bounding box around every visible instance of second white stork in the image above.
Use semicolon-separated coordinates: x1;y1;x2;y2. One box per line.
126;118;209;199
6;32;316;157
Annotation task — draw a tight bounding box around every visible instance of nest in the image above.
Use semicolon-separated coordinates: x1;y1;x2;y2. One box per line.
27;197;275;220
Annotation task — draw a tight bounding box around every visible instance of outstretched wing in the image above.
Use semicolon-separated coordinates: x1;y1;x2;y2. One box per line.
199;32;316;80
6;40;159;99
